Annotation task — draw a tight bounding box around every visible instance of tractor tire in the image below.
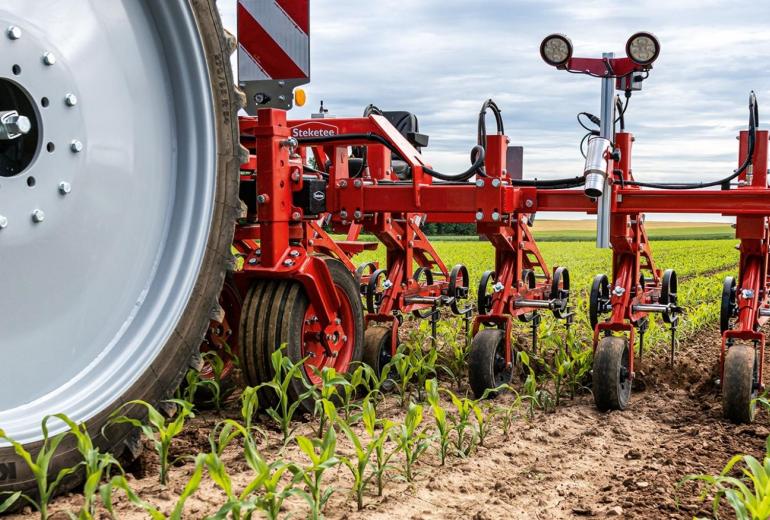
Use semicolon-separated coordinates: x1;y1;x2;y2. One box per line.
468;329;511;399
240;258;364;414
0;0;239;499
592;336;632;411
722;344;757;424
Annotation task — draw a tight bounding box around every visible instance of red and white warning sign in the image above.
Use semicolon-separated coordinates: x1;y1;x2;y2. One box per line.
237;0;310;82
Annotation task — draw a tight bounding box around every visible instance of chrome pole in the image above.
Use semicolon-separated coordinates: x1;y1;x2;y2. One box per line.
596;52;615;249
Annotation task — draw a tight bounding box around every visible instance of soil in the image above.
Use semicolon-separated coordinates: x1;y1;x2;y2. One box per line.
7;327;768;520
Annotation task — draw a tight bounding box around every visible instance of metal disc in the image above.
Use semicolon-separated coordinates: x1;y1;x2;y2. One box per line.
0;1;218;443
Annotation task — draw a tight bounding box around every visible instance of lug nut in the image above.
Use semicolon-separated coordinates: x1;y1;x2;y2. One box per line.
58;181;72;195
6;26;21;40
42;52;56;66
65;94;78;107
31;209;45;223
0;215;7;229
70;140;83;153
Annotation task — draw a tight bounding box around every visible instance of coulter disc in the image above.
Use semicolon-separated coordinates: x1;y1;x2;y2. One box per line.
0;0;239;493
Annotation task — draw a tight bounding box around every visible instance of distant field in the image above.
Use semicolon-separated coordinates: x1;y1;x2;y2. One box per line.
530;220;733;242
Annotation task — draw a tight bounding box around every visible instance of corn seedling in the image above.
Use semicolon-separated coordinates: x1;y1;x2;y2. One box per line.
681;439;770;520
101;458;204;520
175;368;216;406
425;379;451;465
206;420;294;520
0;492;21;514
311;366;349;438
51;414;122;520
435;319;471;390
0;416;82;520
106;399;194;485
239;385;261;439
259;348;314;445
337;398;393;510
442;388;478;457
340;364;369;422
391;350;418;407
289;427;340;520
201;351;226;410
390;403;431;482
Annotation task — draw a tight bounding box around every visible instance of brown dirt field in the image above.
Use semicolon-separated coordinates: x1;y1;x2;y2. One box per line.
7;327;769;520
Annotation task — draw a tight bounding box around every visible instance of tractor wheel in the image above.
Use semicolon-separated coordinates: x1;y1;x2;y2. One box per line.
722;344;757;423
469;329;511;399
0;0;239;498
240;258;364;413
362;326;397;392
197;274;243;405
592;336;632;411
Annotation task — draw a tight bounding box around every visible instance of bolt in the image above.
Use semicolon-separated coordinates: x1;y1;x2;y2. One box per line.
491;178;501;188
341;335;348;343
283;259;294;267
612;286;625;297
6;26;21;40
291;211;301;220
491;211;500;221
383;279;393;290
308;239;314;246
493;281;505;292
31;209;45;223
340;210;348;219
475;179;485;188
0;113;32;139
58;181;71;195
256;194;269;204
289;250;300;258
280;136;298;149
0;215;7;229
290;170;301;182
742;289;755;299
335;318;342;325
248;257;257;265
65;94;78;107
42;52;56;66
70;140;84;153
353;179;363;188
525;199;534;208
255;248;262;256
409;240;414;247
475;211;484;221
339;179;348;189
353;210;362;220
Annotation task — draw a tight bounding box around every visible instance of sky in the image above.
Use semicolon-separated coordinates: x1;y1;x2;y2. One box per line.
219;1;770;222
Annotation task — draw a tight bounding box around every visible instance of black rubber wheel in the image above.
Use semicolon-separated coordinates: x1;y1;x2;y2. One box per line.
589;274;610;329
592;336;632;411
366;268;388;313
0;0;239;500
469;329;511;399
720;276;737;334
722;344;757;423
448;264;471;315
550;266;570;319
240;258;364;413
517;269;538;323
477;270;497;315
412;267;435;319
660;269;678;324
362;326;397;392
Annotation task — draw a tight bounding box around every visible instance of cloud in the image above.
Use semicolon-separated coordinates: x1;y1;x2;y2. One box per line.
220;1;770;221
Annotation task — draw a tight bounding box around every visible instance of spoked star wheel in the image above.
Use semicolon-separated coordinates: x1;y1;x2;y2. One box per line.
0;0;239;496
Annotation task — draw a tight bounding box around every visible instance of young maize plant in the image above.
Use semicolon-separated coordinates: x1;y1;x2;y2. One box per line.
390;403;432;482
106;399;195;486
205;420;294;520
425;379;451;465
101;456;204;520
339;364;370;423
311;366;350;438
239;385;262;440
435;318;471;390
337;398;394;510
51;414;123;520
289;426;340;520
0;416;82;520
259;348;315;445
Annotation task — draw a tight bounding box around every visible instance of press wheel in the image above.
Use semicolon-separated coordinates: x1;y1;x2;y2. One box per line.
592;336;632;411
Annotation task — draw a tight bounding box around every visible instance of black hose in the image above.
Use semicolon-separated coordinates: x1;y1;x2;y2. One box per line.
624;91;758;190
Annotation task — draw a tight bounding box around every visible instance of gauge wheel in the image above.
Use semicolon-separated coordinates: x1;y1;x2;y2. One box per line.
592;336;632;411
722;344;758;424
720;276;737;334
362;326;397;392
589;274;610;329
240;257;364;414
0;0;240;499
469;329;511;399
